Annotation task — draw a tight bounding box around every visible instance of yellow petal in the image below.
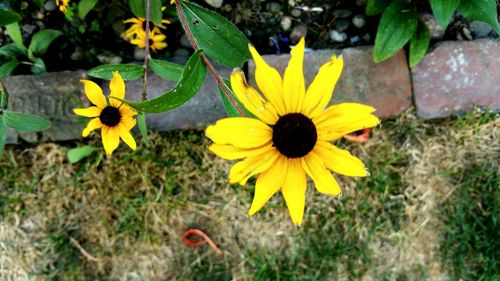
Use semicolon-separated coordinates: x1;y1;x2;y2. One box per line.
230;69;278;124
82;118;103;137
313;103;376;124
228;148;279;185
303;54;344;116
315;141;368;177
101;126;120;156
208;143;273;160
118;123;137;151
121;116;137;130
302;151;341;195
73;106;102;118
249;44;286;115
109;71;126;107
281;158;307;225
248;155;288;216
81;80;106;108
283;37;305;113
118;104;137;117
316;114;379;141
205;118;272;149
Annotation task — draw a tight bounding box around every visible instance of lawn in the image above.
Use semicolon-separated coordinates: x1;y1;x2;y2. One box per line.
0;109;498;281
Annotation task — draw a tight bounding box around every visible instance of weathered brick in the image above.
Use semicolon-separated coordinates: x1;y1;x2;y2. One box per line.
412;39;500;119
247;47;413;118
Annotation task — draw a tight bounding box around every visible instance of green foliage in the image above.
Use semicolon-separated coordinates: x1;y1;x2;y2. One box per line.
137;113;149;146
30;58;46;74
0;117;5;156
78;0;98;20
149;58;184;81
128;0;163;26
458;0;500;34
0;60;21;78
180;1;251;68
409;21;430;68
88;64;144;80
429;0;460;30
374;0;417;63
5;22;26;50
218;78;251;118
441;162;499;280
67;145;97;163
0;9;22;26
3;110;51;132
365;0;392;16
28;29;62;60
123;50;207;113
0;43;26;58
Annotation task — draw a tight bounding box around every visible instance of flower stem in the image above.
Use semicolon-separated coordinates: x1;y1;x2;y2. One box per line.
173;0;246;116
142;0;151;101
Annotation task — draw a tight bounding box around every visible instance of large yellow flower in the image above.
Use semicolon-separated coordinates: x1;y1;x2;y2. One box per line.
205;38;379;225
55;0;70;13
73;72;137;156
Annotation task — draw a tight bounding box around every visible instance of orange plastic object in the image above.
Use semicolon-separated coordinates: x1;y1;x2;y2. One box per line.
182;229;222;255
343;128;371;143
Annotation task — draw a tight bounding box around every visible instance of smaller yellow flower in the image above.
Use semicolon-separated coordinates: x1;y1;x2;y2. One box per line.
73;72;138;156
130;29;168;52
55;0;70;13
123;17;171;40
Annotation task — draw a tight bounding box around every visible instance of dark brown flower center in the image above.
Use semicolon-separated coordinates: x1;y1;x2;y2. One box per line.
272;113;317;158
99;106;121;126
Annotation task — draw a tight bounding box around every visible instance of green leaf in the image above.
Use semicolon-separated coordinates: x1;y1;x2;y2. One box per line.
181;1;251;67
429;0;460;30
3;110;51;132
0;116;6;156
409;21;431;68
78;0;98;20
458;0;500;34
28;29;62;60
149;57;183;81
67;145;97;163
0;60;20;78
365;0;392;16
5;22;26;49
374;0;418;63
0;9;22;26
32;0;46;8
128;0;162;26
218;78;251;117
122;50;206;113
0;80;8;109
0;43;27;58
137;113;149;145
88;64;144;80
31;58;46;74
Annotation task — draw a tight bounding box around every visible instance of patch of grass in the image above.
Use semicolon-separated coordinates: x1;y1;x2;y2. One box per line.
440;162;499;281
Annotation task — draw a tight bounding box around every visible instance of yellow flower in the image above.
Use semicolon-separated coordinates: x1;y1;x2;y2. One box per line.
55;0;70;13
130;29;168;52
122;17;171;40
73;72;137;156
205;38;379;225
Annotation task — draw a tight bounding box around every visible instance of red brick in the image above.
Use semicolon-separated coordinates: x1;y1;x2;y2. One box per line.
412;39;500;119
247;47;412;118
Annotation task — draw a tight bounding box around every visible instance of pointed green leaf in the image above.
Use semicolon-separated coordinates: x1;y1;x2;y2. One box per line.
218;78;252;117
0;116;6;156
374;0;418;63
181;1;251;67
5;22;26;49
0;61;20;78
31;58;46;74
88;64;144;80
3;110;51;132
458;0;500;34
137;113;149;145
0;80;8;109
0;43;27;58
28;29;62;60
67;145;97;163
78;0;98;19
121;50;206;113
429;0;460;30
409;21;431;68
0;9;22;26
149;57;183;81
128;0;163;26
365;0;392;16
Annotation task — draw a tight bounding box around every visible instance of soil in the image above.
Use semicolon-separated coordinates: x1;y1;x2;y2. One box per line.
0;0;498;74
